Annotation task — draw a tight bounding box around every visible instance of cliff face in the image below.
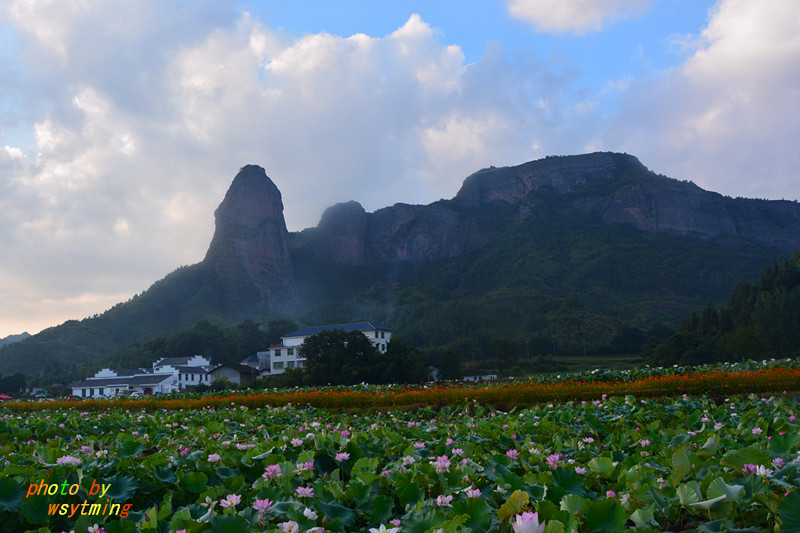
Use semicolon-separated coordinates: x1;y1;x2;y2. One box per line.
293;152;800;264
454;152;647;206
176;154;800;309
203;165;294;311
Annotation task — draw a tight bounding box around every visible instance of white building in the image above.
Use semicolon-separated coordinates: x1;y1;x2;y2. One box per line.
71;355;214;398
257;321;392;375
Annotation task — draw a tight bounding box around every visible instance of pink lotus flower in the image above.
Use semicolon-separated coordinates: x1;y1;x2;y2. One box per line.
436;494;453;507
219;494;241;508
207;453;221;462
263;464;282;479
252;498;273;513
296;486;314;498
545;453;562;469
335;452;350;461
507;449;520;461
512;511;545;533
431;455;451;473
466;488;482;498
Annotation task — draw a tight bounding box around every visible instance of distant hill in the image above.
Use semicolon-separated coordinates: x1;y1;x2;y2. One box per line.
1;152;798;379
0;332;30;348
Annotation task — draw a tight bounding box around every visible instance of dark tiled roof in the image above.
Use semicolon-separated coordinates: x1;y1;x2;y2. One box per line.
241;355;259;363
154;357;192;367
211;364;259;374
72;374;173;388
284;322;391;338
173;366;209;374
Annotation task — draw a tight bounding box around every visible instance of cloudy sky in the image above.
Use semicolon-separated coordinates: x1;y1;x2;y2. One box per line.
1;0;799;338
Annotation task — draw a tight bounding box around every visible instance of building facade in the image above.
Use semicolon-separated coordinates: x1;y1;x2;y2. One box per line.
257;321;392;375
71;355;215;398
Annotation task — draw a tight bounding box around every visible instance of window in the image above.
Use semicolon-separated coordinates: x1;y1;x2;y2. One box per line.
99;388;104;395
275;349;282;357
178;374;182;381
381;331;385;339
287;348;294;356
375;332;378;338
274;362;284;370
90;388;94;396
287;361;295;369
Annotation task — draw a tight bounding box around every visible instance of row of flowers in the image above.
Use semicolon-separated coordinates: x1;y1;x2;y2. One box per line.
4;363;800;414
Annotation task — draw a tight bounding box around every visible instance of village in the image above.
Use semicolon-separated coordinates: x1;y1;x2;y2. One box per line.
69;321;497;398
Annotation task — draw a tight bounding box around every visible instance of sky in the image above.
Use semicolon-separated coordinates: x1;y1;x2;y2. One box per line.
1;0;799;338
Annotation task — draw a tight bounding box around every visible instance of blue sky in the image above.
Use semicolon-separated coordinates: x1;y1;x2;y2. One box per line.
1;0;799;338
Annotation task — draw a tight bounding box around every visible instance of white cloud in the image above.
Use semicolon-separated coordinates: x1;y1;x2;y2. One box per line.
507;0;657;34
0;6;592;336
1;0;797;338
608;0;800;201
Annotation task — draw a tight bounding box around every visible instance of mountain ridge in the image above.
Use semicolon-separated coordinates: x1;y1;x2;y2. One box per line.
1;152;798;378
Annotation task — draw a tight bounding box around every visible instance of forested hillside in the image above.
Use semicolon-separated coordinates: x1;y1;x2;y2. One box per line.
648;251;800;365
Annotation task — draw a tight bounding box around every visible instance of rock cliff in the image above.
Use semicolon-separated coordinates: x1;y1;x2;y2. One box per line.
203;165;294;311
192;154;800;308
293;152;800;265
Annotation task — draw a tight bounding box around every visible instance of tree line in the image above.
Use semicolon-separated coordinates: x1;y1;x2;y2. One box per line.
647;251;800;365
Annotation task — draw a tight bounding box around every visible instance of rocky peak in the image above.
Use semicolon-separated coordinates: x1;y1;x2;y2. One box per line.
305;201;368;264
212;164;286;229
455;152;647;206
204;165;294;310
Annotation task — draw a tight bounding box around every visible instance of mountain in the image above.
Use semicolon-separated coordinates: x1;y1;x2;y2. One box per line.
1;153;798;378
294;153;799;264
0;332;30;348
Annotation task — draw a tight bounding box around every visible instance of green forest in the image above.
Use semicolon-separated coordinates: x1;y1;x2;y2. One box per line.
647;251;800;365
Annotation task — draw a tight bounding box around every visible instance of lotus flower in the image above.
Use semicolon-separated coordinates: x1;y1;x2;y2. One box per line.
512;511;545;533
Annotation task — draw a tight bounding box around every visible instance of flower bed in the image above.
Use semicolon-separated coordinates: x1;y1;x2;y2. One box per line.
1;388;800;532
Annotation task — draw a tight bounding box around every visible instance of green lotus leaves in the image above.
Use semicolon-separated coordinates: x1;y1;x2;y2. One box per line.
0;359;798;532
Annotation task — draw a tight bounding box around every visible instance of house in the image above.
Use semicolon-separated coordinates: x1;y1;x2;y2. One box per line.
257;321;392;375
70;369;174;398
70;355;216;398
153;355;214;390
462;373;498;382
210;363;258;385
240;355;261;369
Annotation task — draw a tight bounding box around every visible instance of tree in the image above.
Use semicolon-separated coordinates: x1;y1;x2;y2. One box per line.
381;338;428;384
489;338;518;369
438;349;462;380
301;329;383;386
237;319;268;360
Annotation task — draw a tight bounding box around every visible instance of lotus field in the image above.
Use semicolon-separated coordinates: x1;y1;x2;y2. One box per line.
1;361;800;533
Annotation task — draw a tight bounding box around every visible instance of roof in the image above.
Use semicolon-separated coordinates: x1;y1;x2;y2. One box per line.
241;355;259;363
154;357;192;367
284;322;391;338
211;364;258;374
71;374;174;388
173;366;209;374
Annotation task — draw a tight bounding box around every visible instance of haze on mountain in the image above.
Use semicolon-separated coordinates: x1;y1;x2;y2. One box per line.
0;152;798;379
